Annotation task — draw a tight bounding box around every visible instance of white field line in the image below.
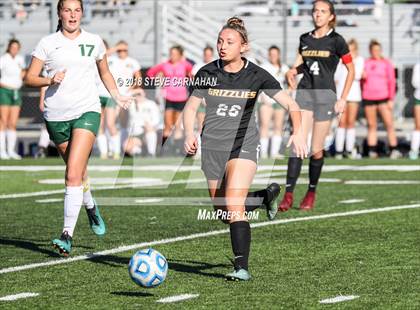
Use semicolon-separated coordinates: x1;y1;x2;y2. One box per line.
1;164;418;199
319;295;360;304
1;172;286;200
1;165;419;172
156;294;199;303
0;292;39;301
345;180;420;185
339;199;365;204
0;203;419;275
0;178;205;199
2;177;419;200
35;198;63;203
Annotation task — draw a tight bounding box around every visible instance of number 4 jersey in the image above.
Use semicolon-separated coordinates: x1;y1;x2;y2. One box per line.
192;58;282;151
32;30;106;121
297;29;350;105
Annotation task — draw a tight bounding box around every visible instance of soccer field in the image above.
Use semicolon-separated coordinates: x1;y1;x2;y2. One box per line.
0;158;419;309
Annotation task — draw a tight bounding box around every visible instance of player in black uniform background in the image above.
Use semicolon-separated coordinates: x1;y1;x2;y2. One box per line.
183;17;307;281
278;0;355;212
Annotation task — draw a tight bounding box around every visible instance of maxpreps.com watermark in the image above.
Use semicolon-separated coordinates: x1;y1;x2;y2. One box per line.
197;209;260;221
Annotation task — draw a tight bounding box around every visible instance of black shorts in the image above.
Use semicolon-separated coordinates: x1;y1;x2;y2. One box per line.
165;99;186;112
296;90;336;121
201;144;260;180
363;98;388;106
298;101;335;121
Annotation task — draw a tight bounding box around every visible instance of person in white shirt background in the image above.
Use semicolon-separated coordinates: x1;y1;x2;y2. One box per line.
124;89;160;157
334;38;364;159
24;0;132;256
109;40;142;157
0;39;26;160
192;45;214;155
96;40;124;160
409;61;420;160
259;45;289;159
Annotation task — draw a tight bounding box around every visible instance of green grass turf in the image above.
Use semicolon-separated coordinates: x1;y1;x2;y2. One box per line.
0;158;419;308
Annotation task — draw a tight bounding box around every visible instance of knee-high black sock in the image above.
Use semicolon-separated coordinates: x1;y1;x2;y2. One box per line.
244;188;274;212
229;221;251;271
286;157;303;193
308;156;324;192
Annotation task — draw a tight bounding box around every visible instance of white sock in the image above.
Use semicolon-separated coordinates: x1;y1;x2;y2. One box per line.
120;128;129;151
411;130;420;153
145;131;157;156
111;134;121;156
82;179;95;209
345;128;356;153
196;134;202;155
63;186;84;237
0;131;6;154
260;137;269;158
6;129;17;154
270;135;283;157
97;134;108;157
335;127;346;153
307;132;312;153
38;128;50;148
131;145;142;155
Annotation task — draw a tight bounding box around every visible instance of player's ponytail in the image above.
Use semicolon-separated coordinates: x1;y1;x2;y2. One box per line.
222;16;249;44
56;0;84;32
312;0;336;28
56;20;63;32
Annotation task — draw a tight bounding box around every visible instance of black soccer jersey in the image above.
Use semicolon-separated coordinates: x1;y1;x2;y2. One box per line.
298;29;349;92
192;58;282;151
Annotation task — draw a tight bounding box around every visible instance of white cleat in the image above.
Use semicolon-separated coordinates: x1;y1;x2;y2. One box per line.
0;152;10;160
389;149;402;160
8;152;22;160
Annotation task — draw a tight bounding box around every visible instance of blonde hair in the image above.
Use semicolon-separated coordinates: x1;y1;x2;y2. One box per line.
348;38;358;51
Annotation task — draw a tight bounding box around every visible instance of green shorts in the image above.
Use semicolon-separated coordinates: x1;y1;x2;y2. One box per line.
45;111;100;145
415;98;420;105
197;102;206;114
100;96;116;108
256;100;283;111
0;87;22;106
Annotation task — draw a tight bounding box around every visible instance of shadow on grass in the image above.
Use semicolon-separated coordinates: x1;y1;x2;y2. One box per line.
0;237;95;258
86;254;229;279
111;291;153;297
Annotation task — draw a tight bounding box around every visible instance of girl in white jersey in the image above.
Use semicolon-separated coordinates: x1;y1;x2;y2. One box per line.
334;38;364;159
0;39;26;160
259;45;289;159
25;0;132;256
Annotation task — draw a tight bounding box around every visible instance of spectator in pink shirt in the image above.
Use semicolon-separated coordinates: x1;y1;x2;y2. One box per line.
362;40;401;159
147;45;193;154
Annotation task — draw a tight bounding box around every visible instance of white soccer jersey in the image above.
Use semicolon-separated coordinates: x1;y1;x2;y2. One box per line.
0;53;25;89
335;55;364;102
129;99;161;136
32;30;106;121
412;62;420;100
261;62;289;89
108;55;140;96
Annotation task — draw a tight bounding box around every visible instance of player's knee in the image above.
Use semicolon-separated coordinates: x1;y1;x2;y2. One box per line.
65;168;83;186
367;122;377;130
311;151;324;160
6;123;17;130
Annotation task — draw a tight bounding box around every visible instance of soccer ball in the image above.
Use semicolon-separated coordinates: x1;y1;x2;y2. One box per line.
128;248;168;288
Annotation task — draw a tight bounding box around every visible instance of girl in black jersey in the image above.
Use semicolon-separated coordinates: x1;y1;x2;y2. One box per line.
278;0;355;212
183;17;307;281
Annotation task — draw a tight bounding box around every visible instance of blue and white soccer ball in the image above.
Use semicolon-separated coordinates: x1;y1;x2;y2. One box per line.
128;248;168;288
